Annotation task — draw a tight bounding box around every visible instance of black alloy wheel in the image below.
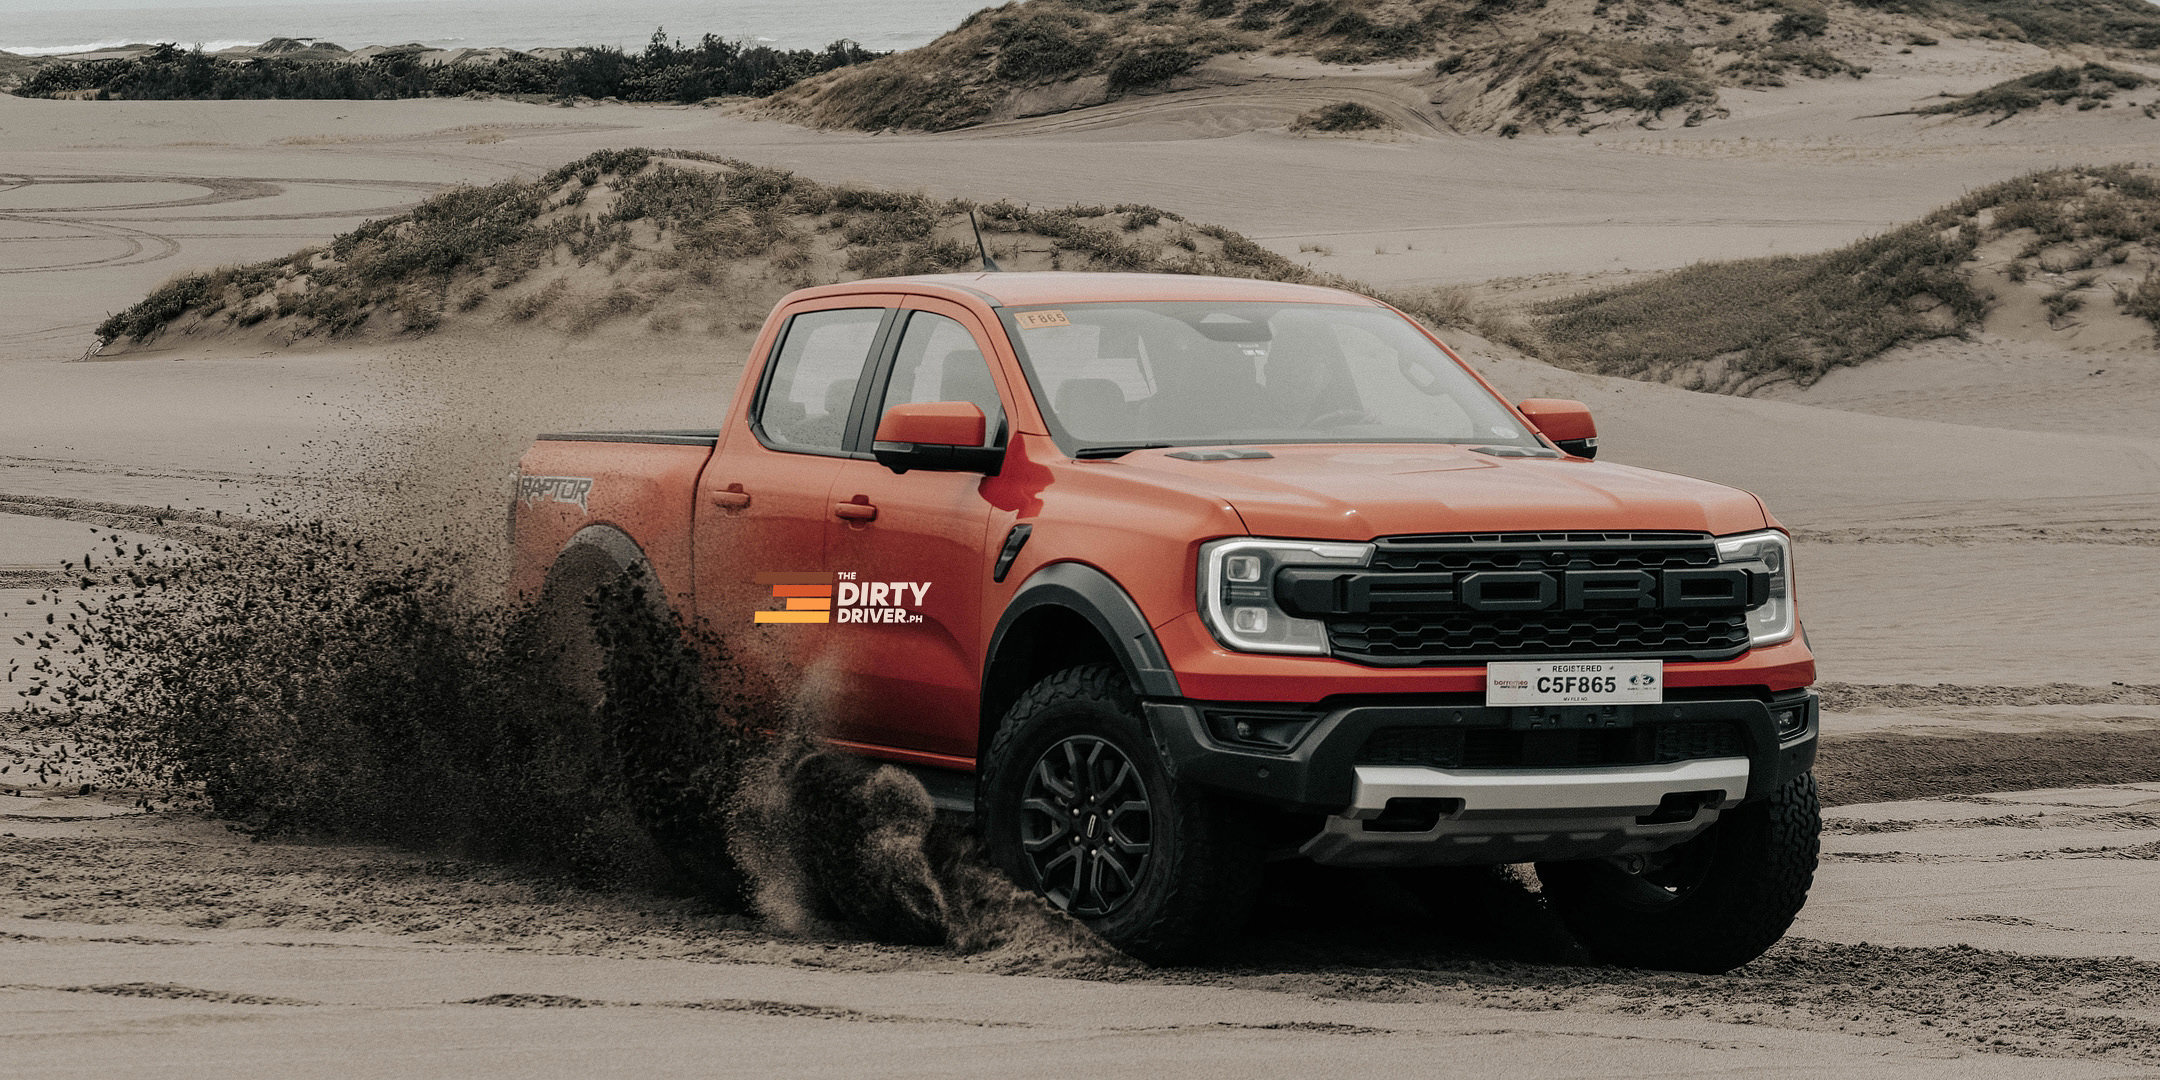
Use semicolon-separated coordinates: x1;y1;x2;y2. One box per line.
1019;734;1155;917
981;664;1261;962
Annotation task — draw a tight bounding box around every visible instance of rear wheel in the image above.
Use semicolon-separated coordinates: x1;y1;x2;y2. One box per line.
1536;772;1820;974
981;664;1260;963
528;552;735;891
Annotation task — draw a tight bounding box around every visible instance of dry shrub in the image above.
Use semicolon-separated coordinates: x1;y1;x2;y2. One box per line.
1291;101;1392;132
1528;164;2160;389
1499;33;1726;131
1105;42;1203;91
2120;270;2160;326
1721;43;1866;87
1386;284;1480;330
1534;221;1985;388
1914;63;2150;122
565;286;656;333
505;278;568;322
1854;0;2160;51
96;272;222;343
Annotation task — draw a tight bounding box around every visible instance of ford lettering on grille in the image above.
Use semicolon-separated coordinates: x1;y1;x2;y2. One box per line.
1275;532;1762;666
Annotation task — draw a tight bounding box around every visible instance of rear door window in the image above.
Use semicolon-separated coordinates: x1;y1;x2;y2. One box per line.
756;307;887;455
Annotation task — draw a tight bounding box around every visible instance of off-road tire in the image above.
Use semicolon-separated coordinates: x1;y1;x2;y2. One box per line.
1536;772;1820;974
529;558;737;893
980;664;1260;964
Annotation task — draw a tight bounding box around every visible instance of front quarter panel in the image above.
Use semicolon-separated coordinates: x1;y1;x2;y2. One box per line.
984;442;1249;639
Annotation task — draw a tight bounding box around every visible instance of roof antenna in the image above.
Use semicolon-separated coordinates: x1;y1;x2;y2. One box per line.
969;209;1002;272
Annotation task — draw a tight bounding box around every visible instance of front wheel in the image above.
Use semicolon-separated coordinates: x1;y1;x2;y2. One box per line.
1536;772;1821;974
980;664;1259;963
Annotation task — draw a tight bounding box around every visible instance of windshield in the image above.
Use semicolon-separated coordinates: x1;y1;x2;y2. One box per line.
998;301;1538;455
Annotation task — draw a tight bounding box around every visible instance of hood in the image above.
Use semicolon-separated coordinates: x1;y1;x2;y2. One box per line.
1099;445;1769;540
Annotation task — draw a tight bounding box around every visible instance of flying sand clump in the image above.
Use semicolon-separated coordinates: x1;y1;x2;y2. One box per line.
8;510;1113;964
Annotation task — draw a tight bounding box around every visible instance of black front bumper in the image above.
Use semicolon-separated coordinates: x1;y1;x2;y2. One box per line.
1145;689;1819;814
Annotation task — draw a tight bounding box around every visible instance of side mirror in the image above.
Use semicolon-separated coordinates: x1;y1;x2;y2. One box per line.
1516;398;1598;459
872;402;1005;475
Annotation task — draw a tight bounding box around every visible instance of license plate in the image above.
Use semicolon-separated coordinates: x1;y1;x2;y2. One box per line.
1486;660;1664;706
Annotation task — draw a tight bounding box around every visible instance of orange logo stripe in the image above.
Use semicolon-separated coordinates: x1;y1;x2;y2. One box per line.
754;571;834;624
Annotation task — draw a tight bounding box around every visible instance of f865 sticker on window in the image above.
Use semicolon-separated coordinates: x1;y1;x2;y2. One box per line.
1015;310;1071;329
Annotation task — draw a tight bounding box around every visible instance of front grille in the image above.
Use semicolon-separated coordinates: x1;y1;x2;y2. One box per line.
1358;721;1745;770
1282;532;1756;665
1330;611;1752;662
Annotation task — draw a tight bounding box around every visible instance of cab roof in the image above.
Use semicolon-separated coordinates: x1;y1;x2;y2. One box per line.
831;271;1380;308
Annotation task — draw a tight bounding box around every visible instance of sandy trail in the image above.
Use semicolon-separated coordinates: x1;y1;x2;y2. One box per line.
2;783;2158;1077
1806;783;2160;962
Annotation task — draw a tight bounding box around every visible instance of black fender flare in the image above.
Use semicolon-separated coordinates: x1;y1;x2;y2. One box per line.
554;524;650;579
984;561;1181;702
540;524;669;618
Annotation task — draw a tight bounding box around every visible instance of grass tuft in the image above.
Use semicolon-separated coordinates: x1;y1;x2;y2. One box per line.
1912;63;2151;122
2118;271;2160;324
1105;42;1206;91
1291;101;1392;131
1522;165;2160;390
1851;0;2160;51
1497;33;1726;131
1533;222;1985;390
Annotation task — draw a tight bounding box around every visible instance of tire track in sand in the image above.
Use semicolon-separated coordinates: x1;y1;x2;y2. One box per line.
0;174;446;275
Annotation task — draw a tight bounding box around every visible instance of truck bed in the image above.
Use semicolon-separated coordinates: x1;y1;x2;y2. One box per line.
535;430;719;446
511;432;719;612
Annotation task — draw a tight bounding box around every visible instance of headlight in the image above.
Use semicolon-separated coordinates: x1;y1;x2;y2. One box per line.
1199;539;1374;654
1716;529;1795;646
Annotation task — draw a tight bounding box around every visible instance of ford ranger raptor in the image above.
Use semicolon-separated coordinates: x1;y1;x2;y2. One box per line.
510;272;1820;972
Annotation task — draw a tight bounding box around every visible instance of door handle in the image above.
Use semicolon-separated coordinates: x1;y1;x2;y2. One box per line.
833;497;877;523
710;483;751;510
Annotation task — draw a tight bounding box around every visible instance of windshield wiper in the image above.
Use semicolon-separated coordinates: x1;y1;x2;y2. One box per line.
1073;443;1172;459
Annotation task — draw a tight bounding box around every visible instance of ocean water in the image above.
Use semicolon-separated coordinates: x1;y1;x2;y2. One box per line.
0;0;991;56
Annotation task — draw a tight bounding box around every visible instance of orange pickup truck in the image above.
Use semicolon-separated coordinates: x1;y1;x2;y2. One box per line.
511;271;1820;971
